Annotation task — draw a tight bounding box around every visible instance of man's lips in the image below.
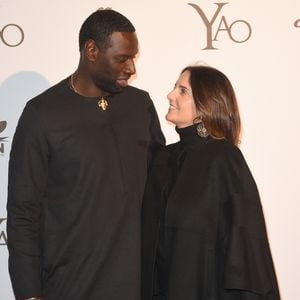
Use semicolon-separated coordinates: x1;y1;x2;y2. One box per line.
116;78;129;87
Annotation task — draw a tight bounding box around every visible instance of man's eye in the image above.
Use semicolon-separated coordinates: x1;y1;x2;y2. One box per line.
117;57;128;63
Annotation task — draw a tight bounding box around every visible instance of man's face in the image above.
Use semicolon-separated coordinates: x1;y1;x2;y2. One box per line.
91;31;138;94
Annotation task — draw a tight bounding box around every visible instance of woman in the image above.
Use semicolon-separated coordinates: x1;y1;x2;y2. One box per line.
142;65;280;300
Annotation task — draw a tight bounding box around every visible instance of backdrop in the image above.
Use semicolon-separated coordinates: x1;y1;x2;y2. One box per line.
1;0;299;299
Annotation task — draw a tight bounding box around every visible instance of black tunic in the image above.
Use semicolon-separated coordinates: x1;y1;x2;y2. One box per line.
142;124;280;300
7;77;165;300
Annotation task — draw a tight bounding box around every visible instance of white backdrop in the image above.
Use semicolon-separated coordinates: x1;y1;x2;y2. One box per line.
1;0;299;299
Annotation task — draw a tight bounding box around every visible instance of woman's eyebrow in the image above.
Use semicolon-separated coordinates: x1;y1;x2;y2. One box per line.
177;84;192;95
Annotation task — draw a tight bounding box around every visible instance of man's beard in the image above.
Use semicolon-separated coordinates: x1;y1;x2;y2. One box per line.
96;78;124;94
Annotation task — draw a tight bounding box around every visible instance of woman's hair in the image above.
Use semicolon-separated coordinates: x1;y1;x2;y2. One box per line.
79;8;135;51
182;65;241;145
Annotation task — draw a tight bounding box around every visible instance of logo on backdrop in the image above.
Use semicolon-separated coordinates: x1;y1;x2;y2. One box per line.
0;120;8;155
0;23;24;47
294;19;300;28
188;2;252;50
0;218;7;245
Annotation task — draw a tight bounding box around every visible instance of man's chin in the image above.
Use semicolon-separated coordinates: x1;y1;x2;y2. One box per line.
102;84;124;94
111;86;125;94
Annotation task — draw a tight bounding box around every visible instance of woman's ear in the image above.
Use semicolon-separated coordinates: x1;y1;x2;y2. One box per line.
194;111;203;123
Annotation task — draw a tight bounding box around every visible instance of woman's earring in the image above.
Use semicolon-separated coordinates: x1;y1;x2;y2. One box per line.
197;121;209;138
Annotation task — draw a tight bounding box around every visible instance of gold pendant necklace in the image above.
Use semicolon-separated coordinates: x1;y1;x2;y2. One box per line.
70;74;109;111
98;98;109;110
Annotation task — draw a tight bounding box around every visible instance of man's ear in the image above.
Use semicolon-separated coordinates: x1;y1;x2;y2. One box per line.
84;39;99;62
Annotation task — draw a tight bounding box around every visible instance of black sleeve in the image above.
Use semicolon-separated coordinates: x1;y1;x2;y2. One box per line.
142;147;169;300
7;103;48;298
219;148;281;299
146;96;165;169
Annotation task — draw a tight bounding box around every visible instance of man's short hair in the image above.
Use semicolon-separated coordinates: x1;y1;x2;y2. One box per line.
79;8;136;51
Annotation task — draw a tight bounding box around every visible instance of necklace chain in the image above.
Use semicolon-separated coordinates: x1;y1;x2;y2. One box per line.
69;74;109;111
70;74;78;94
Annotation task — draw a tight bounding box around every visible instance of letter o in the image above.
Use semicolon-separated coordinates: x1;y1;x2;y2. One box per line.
0;24;24;47
228;19;252;43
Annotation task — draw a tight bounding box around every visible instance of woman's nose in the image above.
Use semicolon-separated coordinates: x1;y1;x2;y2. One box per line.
167;90;174;102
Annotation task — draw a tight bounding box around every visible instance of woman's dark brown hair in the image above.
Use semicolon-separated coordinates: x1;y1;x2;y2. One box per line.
182;65;241;145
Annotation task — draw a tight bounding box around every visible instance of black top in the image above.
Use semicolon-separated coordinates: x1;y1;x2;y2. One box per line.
7;77;165;300
142;124;280;300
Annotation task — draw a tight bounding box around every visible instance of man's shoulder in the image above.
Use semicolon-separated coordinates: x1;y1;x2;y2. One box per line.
27;77;69;109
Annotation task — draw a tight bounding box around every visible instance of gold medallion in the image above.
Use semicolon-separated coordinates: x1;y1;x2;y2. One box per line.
98;97;108;111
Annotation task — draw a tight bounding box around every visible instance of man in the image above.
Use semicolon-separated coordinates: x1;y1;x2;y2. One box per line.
7;8;165;300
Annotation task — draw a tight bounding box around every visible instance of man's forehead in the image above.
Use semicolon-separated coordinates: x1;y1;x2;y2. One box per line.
109;31;137;43
107;31;138;52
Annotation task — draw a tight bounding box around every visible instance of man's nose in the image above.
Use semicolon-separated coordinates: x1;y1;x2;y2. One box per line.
125;59;136;75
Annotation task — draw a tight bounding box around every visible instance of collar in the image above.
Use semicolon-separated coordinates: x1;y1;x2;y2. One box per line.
175;124;210;148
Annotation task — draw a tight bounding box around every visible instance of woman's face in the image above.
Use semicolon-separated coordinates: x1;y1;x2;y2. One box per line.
166;70;198;128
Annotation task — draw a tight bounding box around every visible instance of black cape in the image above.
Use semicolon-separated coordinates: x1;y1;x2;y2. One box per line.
142;124;280;300
7;77;165;300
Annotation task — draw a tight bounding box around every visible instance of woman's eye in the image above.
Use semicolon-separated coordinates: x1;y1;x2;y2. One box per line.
179;88;186;95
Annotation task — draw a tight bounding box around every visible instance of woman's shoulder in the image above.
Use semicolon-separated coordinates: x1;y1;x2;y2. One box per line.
206;139;255;180
186;138;249;172
207;138;242;158
189;138;242;159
